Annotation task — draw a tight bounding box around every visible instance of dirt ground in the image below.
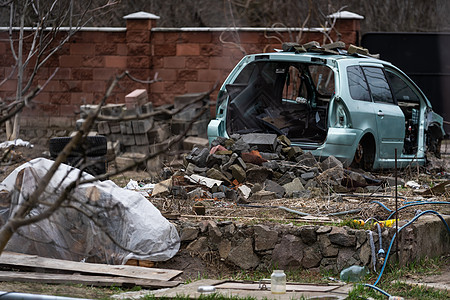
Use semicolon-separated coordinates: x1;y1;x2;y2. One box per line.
0;142;448;298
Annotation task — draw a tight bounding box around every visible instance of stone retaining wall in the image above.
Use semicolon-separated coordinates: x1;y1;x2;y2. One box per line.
175;215;450;273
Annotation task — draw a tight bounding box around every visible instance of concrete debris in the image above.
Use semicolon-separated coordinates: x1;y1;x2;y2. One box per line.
145;134;390;206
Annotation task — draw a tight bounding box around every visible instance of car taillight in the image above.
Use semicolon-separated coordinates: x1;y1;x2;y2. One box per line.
335;100;351;128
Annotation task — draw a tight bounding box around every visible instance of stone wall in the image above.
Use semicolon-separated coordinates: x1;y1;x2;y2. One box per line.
0;12;362;130
174;215;450;273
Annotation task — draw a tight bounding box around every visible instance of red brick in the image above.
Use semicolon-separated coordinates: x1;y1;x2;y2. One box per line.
0;43;6;55
152;57;164;68
61;80;82;93
127;43;150;56
163;32;181;44
198;69;222;82
105;56;127;68
71;68;93;80
93;68;117;80
71;92;93;105
200;44;223;56
156;69;177;81
59;104;79;117
53;68;71;80
150;81;164;93
38;80;65;92
164;81;186;94
0;79;17;92
50;92;71;104
82;81;107;93
222;46;247;59
153;44;176;56
34;67;49;80
186;81;213;93
126;30;151;43
151;33;165;44
163;56;185;69
106;32;127;43
181;32;212;43
70;43;95;55
210;56;235;70
82;56;105;68
127;56;151;68
239;32;264;44
126;19;152;31
117;44;128;55
177;70;198;81
176;43;200;56
59;55;83;68
95;43;117;55
186;57;209;69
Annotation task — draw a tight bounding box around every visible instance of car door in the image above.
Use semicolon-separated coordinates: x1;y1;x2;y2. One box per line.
362;66;405;159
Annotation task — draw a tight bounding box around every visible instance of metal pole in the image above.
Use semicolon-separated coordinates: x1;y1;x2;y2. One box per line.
395;148;399;262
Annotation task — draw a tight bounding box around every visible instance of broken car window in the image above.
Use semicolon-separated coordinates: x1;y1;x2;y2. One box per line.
226;61;330;143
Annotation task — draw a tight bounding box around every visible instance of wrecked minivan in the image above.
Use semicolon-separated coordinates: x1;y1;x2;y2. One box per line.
208;43;445;170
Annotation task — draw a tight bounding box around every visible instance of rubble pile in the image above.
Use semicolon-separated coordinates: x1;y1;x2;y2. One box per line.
177;133;382;203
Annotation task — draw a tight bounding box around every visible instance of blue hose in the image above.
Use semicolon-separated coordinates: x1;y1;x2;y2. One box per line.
371;201;393;212
363;210;450;296
363;283;392;297
386;201;450;220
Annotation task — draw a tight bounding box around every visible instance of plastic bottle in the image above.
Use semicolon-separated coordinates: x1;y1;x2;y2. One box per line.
339;265;369;282
271;270;286;294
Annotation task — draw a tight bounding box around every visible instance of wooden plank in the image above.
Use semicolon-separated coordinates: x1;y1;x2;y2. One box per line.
0;252;182;281
0;271;181;288
216;282;340;292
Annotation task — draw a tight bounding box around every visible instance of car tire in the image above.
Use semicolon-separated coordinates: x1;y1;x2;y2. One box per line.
67;155;107;176
49;136;107;157
351;135;375;170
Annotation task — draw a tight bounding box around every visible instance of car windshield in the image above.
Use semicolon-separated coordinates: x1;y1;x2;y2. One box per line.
226;60;334;143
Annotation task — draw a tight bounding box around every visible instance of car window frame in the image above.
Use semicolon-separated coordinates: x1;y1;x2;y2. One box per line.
361;66;396;105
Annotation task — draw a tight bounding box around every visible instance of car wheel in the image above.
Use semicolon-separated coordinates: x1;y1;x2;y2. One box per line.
351;135;375;170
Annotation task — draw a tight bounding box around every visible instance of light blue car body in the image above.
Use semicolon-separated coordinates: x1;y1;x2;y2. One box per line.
208;50;445;170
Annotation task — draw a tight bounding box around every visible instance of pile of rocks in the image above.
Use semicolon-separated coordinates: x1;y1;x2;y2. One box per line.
171;133;382;201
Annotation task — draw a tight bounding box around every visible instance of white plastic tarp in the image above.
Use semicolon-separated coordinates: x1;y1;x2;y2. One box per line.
0;158;180;264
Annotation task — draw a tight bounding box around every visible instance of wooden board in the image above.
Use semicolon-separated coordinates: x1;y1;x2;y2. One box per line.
0;271;181;289
0;252;182;281
216;282;340;292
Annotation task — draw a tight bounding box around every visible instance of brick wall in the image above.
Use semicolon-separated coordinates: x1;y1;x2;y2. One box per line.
0;13;362;129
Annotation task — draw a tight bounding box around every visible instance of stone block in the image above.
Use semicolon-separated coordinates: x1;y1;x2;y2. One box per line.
100;104;126;117
125;89;148;109
173;92;207;110
126;145;150;154
97;121;110;135
229;164;246;183
132;119;153;134
183;136;209;150
320;155;343;171
254;225;278;251
227;238;260;270
264;179;285;198
120;121;134;135
109;122;121;133
241;133;278;152
147;123;171;143
118;134;136;146
134;134;150;146
282;177;305;197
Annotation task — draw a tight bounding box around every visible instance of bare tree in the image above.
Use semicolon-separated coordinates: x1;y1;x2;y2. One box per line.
0;0;118;140
0;0;213;263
